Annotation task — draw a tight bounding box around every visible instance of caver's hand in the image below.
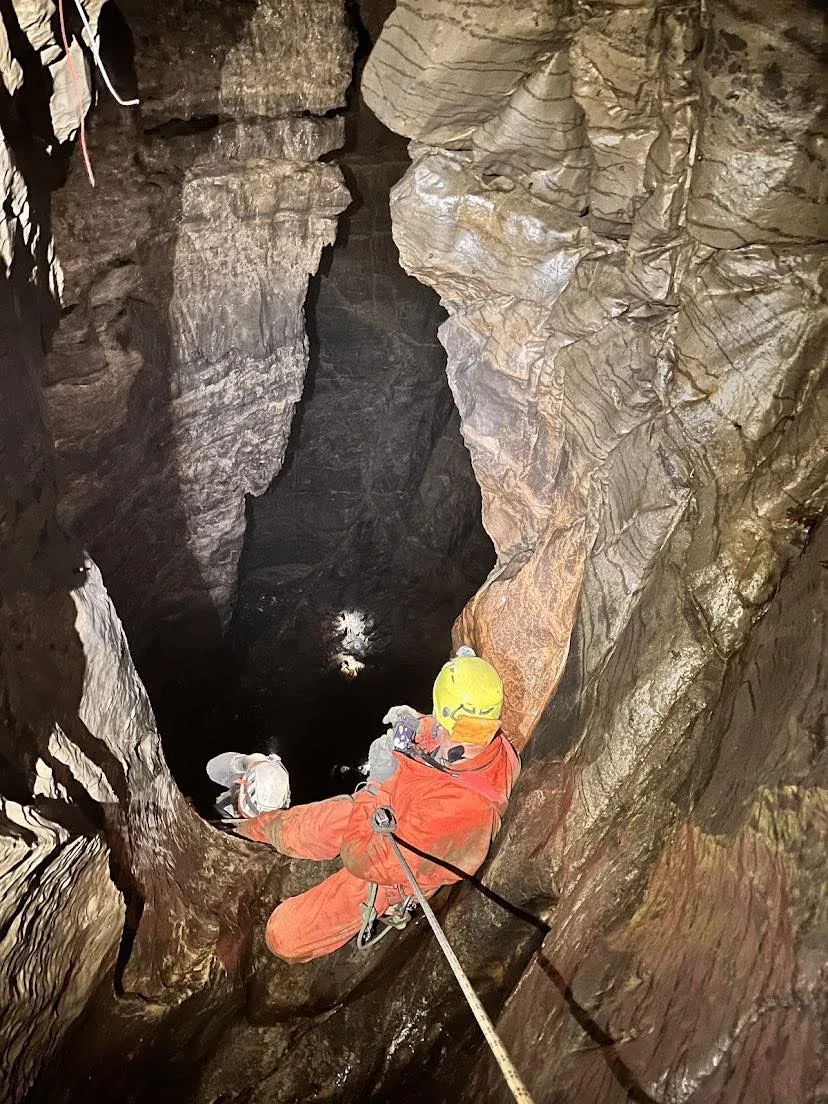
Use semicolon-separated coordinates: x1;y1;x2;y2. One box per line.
380;705;422;754
366;731;398;782
381;704;420;728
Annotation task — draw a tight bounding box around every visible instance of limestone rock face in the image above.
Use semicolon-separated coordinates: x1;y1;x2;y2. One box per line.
362;1;827;1099
0;6;321;1102
42;0;352;704
365;0;826;747
467;524;828;1104
0;551;275;1104
3;1;826;1102
126;0;351;123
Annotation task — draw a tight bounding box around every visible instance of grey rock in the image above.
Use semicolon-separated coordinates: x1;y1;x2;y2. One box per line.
120;0;352;122
688;0;826;248
362;0;566;147
3;0;827;1101
42;5;352;705
366;0;827;748
363;0;828;1099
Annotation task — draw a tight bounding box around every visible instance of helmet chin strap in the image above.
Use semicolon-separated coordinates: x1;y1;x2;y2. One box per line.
435;734;486;766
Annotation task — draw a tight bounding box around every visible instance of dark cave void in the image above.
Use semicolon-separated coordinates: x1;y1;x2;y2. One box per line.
196;73;494;805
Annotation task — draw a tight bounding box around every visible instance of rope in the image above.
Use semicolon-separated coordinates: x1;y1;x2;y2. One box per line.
371;807;535;1104
56;0;141;189
57;0;95;186
70;0;140;107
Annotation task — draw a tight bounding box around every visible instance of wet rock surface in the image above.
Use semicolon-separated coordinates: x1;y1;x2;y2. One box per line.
462;522;827;1104
359;0;827;1100
365;0;826;750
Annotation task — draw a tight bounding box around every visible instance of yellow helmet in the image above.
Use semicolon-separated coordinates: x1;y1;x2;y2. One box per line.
432;651;503;744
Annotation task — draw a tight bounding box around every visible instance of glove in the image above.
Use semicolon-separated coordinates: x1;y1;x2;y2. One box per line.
367;732;398;783
381;704;420;728
380;705;421;753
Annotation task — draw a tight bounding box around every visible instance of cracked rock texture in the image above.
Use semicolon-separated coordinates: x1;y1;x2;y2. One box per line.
2;1;827;1103
359;0;827;1099
42;0;352;722
1;8;273;1100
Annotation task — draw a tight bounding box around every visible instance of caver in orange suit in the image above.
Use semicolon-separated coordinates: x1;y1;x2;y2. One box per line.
236;720;520;963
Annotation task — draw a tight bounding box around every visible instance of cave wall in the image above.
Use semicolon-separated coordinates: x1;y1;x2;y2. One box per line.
0;5;320;1101
2;2;826;1102
3;6;497;1103
364;0;826;751
153;2;827;1099
483;524;827;1104
0;8;117;1095
358;0;827;1100
41;0;352;725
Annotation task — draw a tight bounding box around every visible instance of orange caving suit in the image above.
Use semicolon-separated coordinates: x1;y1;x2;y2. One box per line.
237;723;520;963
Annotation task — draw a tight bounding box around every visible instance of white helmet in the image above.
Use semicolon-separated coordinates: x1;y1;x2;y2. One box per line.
206;752;291;818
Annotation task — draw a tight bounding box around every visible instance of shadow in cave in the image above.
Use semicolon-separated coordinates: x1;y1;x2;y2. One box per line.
0;0;99;822
0;233;129;819
536;955;661;1104
0;60;147;985
361;829;658;1104
393;832;553;932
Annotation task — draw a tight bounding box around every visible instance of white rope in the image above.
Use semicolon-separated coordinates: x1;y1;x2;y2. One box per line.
377;815;535;1104
71;0;140;107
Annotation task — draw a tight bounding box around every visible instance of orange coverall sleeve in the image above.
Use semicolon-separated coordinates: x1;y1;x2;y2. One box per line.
340;770;496;893
235;795;354;860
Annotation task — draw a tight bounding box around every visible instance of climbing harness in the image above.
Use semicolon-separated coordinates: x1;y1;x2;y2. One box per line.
353;778;418;949
356;880;417;950
370;807;535;1104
